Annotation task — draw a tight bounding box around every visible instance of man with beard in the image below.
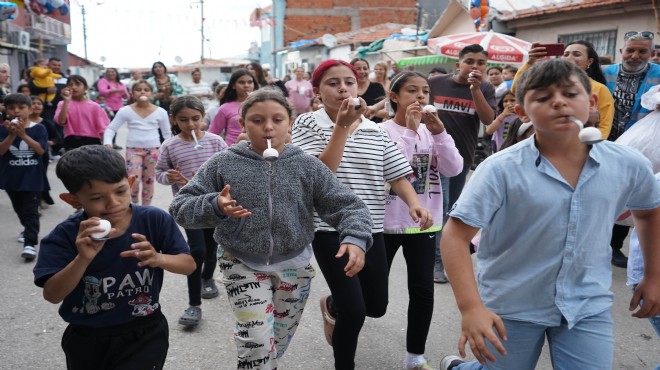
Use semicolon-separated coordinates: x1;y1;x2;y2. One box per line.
603;31;660;268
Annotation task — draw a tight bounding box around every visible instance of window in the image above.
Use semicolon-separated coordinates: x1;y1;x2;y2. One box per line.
558;30;617;60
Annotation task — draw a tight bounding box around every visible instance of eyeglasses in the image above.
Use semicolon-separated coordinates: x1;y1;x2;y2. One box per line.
624;31;655;40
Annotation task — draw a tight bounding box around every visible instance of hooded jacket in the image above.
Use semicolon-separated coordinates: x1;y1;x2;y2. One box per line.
169;142;373;265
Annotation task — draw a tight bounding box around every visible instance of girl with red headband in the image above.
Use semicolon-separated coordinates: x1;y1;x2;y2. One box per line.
291;59;433;370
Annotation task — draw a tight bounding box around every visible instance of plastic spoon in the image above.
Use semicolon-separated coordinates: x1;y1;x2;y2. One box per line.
570;117;603;145
192;132;203;150
263;138;279;161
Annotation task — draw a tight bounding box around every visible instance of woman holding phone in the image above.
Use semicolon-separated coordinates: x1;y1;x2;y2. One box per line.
511;40;613;139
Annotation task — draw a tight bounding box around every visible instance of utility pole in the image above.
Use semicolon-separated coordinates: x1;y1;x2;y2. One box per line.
200;0;205;64
81;5;88;59
190;0;205;64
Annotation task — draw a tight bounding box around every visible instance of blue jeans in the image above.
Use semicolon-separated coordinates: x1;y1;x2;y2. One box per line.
455;310;613;370
435;164;472;267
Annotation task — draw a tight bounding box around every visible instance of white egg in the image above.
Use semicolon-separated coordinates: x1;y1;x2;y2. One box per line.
91;219;111;239
263;147;279;161
422;105;437;113
353;98;361;109
138;96;149;102
11;118;19;124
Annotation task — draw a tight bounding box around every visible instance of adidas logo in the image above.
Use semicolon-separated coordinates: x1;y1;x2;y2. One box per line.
8;141;39;166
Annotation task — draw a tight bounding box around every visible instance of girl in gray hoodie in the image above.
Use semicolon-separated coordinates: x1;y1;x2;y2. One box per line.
169;88;372;370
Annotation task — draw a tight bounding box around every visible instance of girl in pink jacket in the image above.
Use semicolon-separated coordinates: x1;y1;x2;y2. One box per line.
381;71;463;370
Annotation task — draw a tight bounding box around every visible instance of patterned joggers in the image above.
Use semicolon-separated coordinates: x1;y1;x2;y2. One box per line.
125;147;158;205
218;251;316;370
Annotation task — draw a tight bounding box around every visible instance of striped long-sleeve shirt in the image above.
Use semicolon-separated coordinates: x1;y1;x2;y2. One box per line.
292;109;411;233
155;132;228;195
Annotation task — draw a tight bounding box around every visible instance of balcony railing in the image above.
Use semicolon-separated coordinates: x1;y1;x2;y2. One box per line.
24;14;71;44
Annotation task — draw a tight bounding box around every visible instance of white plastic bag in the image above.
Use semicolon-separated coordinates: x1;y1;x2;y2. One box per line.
640;84;660;110
614;92;660;226
615;110;660;174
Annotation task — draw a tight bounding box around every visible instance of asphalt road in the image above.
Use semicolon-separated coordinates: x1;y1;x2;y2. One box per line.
0;126;658;369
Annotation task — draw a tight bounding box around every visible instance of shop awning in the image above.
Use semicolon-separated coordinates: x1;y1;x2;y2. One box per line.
396;55;454;67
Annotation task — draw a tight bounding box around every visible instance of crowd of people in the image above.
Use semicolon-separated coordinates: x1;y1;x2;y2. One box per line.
0;29;659;370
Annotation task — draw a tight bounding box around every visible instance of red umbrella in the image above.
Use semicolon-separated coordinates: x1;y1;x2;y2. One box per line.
427;31;532;64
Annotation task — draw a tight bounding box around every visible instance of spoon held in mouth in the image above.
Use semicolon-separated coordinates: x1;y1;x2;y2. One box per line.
570;117;603;145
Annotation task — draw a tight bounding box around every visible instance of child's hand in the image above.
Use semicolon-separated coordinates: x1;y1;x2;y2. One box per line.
3;120;17;135
336;97;364;129
409;204;433;230
166;166;188;186
629;277;660;319
335;243;365;277
120;233;162;268
459;306;508;364
364;105;378;119
12;120;26;138
503;105;516;117
405;102;422;132
422;109;445;135
61;88;72;101
217;184;252;218
75;218;116;262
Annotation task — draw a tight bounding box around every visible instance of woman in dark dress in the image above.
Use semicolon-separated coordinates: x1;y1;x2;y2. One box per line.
351;58;387;122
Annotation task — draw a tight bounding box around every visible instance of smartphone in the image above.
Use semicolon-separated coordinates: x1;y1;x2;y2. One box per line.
538;43;565;56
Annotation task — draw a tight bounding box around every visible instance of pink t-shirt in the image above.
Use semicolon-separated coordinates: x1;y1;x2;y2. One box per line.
55;99;110;139
285;79;313;115
208;101;242;146
97;78;129;111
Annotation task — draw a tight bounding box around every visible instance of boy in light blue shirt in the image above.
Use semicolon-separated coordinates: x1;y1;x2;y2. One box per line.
439;59;660;370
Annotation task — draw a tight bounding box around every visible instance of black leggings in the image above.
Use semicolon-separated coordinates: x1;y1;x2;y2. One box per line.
184;228;218;306
312;232;388;370
384;233;435;355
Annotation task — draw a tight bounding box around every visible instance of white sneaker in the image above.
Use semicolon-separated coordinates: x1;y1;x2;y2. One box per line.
17;232;24;243
439;355;463;370
21;246;37;260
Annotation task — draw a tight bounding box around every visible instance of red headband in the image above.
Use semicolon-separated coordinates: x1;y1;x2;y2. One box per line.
311;59;358;88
